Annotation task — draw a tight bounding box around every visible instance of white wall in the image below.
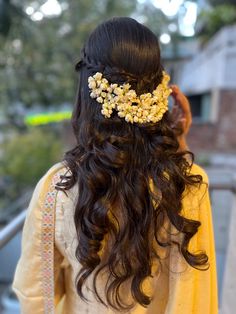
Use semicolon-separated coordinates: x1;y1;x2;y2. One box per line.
178;25;236;94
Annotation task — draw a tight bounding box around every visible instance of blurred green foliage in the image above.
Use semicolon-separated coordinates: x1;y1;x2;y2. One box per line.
0;0;173;118
199;1;236;42
0;127;63;208
208;0;236;5
0;0;137;114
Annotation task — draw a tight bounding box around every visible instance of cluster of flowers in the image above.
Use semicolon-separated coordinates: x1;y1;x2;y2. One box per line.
88;71;172;124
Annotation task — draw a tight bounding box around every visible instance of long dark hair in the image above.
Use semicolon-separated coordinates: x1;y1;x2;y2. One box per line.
57;17;208;312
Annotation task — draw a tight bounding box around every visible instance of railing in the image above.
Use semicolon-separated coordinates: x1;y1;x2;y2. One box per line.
0;209;26;250
0;181;236;314
0;190;32;249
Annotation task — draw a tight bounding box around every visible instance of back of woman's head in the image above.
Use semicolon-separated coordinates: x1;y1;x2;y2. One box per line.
79;16;163;92
59;17;208;312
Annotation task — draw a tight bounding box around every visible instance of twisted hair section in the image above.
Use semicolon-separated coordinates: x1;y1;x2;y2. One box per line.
76;49;164;95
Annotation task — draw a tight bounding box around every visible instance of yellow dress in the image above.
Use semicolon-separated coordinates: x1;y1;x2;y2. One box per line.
12;162;218;314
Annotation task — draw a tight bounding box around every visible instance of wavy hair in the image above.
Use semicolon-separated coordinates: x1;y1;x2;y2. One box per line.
57;17;208;312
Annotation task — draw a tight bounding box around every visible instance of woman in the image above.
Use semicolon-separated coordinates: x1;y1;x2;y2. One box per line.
12;17;218;313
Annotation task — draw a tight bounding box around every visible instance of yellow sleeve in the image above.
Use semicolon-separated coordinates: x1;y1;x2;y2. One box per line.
166;164;218;314
11;163;66;314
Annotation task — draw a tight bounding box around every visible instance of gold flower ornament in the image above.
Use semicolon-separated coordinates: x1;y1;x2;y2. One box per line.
88;71;172;124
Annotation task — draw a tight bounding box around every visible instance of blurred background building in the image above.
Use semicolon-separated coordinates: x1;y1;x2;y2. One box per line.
0;0;236;313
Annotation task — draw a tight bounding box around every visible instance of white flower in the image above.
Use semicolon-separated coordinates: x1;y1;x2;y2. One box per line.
96;79;102;86
101;108;109;117
114;87;123;95
123;83;131;91
90;92;97;98
125;114;133;123
96;97;103;103
100;83;108;90
118;111;125;118
131;105;138;112
102;78;108;84
94;72;102;80
107;93;113;100
142;110;149;117
126;90;136;98
111;83;118;89
87;71;171;124
88;81;96;89
137;112;142;118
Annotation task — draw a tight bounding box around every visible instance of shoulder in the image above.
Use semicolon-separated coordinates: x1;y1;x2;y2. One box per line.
40;161;71;186
189;163;209;185
182;163;209;205
36;161;71;205
181;163;210;219
40;161;69;181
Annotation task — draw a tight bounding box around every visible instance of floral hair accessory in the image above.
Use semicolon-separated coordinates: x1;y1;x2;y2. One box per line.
88;71;172;124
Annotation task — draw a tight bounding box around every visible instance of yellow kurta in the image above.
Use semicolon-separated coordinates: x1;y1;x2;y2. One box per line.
12;162;218;314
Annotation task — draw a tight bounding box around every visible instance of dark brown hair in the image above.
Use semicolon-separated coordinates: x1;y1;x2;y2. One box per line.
57;17;208;312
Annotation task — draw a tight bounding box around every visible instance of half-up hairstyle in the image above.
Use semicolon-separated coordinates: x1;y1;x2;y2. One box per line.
57;17;208;312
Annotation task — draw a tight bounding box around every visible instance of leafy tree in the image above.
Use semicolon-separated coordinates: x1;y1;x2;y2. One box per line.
0;127;63;208
208;0;236;5
1;0;183;117
0;0;137;116
198;0;236;42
